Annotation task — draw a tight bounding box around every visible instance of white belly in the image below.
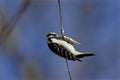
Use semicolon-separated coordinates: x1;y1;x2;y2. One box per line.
51;38;75;53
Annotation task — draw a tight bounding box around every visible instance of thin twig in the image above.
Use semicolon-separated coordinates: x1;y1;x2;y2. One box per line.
58;0;64;37
0;0;31;43
65;58;72;80
57;0;72;80
0;9;10;44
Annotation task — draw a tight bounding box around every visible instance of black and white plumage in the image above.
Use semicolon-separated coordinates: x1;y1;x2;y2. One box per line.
46;32;94;62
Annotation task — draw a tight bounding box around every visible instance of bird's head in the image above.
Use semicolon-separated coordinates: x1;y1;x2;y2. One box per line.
46;32;59;40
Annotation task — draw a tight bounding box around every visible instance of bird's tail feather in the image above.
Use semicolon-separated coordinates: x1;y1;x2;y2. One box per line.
75;52;95;58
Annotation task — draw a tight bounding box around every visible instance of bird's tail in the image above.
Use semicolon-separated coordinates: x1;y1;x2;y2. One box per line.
75;52;95;58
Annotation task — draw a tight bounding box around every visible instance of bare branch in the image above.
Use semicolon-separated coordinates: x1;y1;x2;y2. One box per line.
0;0;31;44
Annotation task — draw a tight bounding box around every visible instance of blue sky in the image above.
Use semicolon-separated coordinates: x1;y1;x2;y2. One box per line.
0;0;119;80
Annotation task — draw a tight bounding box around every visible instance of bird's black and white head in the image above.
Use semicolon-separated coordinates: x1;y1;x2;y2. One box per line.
47;32;59;39
46;32;59;43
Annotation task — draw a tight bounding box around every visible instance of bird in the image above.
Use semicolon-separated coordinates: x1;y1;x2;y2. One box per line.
46;32;94;62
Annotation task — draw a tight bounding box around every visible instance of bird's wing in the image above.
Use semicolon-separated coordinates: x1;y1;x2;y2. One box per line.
48;42;78;61
59;36;80;45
